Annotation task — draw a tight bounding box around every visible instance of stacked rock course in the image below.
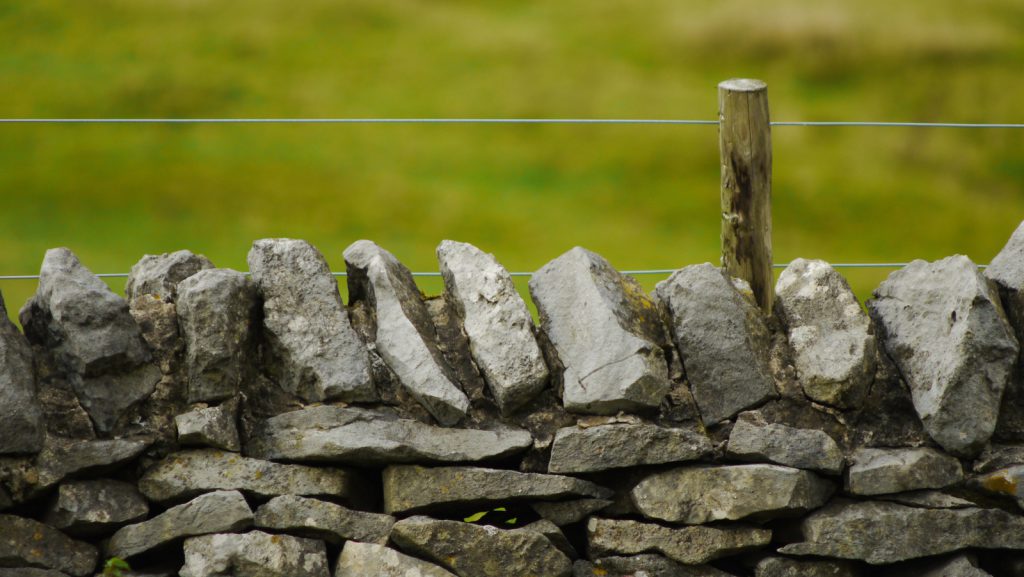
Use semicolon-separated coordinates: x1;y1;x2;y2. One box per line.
4;227;1024;576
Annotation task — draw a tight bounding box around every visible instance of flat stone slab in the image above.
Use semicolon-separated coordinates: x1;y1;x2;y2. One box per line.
336;541;457;577
107;490;253;559
587;517;771;565
246;405;532;465
34;436;151;494
138;449;366;504
754;556;859;577
779;499;1024;564
529;247;671;414
531;498;613;526
391;516;572;577
574;555;736;577
548;423;712;474
175;400;241;452
0;291;43;455
382;465;612;514
254;495;394;545
726;412;844;475
125;250;214;302
0;514;98;577
846;447;963;496
631;464;835;524
43;479;148;537
179;531;329;577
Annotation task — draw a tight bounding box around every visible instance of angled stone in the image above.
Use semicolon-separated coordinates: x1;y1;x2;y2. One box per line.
726;412;844;475
180;531;329;577
34;436;150;493
255;495;394;546
0;291;43;454
43;479;148;537
987;222;1024;441
175;400;241;452
125;250;214;302
755;556;859;577
71;362;161;434
877;490;975;509
548;423;712;474
846;447;963;496
587;517;770;565
0;514;97;577
973;464;1024;509
336;541;457;577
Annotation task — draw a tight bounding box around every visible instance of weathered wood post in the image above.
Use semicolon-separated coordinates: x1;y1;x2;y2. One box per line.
718;78;773;314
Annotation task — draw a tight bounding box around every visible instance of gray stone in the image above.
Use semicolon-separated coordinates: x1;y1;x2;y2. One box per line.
344;240;468;425
248;238;373;403
529;247;671;414
254;495;394;545
0;291;43;454
391;515;572;577
631;464;834;524
0;570;72;577
125;250;214;302
573;555;736;577
726;412;844;475
972;464;1024;509
71;362;162;434
519;519;577;559
548;423;712;474
179;531;329;577
175;400;240;451
530;499;612;526
383;465;611;515
246;405;532;465
176;269;257;402
755;557;859;577
34;436;150;493
336;541;458;577
0;515;97;577
975;444;1024;473
868;256;1018;456
107;490;253;559
43;479;148;537
138;449;366;504
775;259;875;409
587;517;771;565
846;447;963;495
876;490;975;509
987;223;1024;441
437;240;548;415
779;499;1024;564
654;264;776;424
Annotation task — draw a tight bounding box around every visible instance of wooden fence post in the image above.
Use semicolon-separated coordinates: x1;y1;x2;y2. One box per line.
718;78;773;314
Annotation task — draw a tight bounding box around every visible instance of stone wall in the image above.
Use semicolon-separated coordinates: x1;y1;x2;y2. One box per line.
4;225;1024;577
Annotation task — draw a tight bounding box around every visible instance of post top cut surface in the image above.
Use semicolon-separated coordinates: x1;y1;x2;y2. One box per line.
719;78;767;92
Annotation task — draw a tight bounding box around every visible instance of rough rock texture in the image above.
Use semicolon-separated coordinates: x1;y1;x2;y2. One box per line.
911;554;993;577
877;490;975;509
125;250;214;302
0;292;44;454
548;423;712;473
107;490;253;559
138;449;365;503
437;240;549;415
179;531;329;577
973;464;1024;508
573;555;735;577
586;517;771;565
974;443;1024;473
254;495;394;545
754;557;859;577
382;465;612;514
987;222;1024;441
33;436;150;495
43;479;148;537
175;400;240;452
726;412;843;475
655;264;776;424
529;247;671;414
336;541;458;577
391;516;572;577
176;269;257;402
868;256;1018;456
247;405;532;465
531;499;613;526
779;500;1024;564
632;464;835;524
72;363;162;434
248;238;373;403
344;240;469;425
0;514;98;577
846;447;963;496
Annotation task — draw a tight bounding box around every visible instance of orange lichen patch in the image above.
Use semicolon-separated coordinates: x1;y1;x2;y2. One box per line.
982;472;1018;496
32;530;44;541
271;534;281;544
593;568;608;576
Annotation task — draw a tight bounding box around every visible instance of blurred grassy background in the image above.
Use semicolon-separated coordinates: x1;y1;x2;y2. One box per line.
1;0;1023;320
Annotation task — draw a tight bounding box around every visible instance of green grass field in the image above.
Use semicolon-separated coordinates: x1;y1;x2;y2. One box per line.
2;0;1023;319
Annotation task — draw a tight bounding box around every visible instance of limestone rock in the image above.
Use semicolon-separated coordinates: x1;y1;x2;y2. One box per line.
125;250;214;302
391;515;572;577
529;247;671;414
975;444;1024;473
107;490;253;559
0;514;98;577
176;269;256;402
916;555;992;577
654;264;776;424
726;412;843;475
344;240;469;425
43;479;148;537
987;223;1024;441
247;405;532;465
846;447;963;496
775;259;875;409
586;517;771;565
437;240;548;414
877;490;975;509
0;291;43;454
382;465;611;515
573;555;736;577
254;495;394;545
631;464;835;524
71;362;162;434
868;256;1018;456
179;531;329;577
530;498;612;526
779;500;1024;564
336;541;457;577
548;423;712;473
754;556;859;577
175;400;240;452
34;436;150;493
248;238;373;403
0;570;74;577
138;449;365;504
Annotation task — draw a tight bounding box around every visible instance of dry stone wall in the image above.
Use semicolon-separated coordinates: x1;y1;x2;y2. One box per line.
6;224;1024;576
